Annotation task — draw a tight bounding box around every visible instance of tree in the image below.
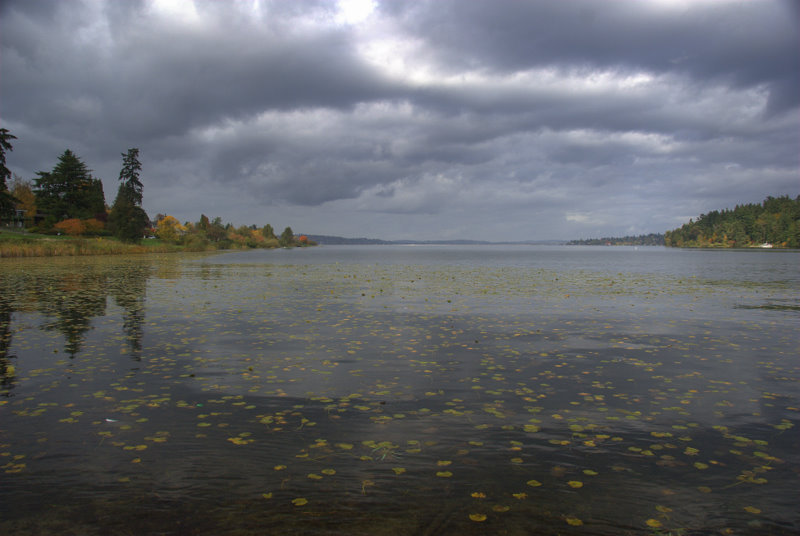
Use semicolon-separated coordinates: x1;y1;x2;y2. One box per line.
108;148;148;242
34;150;106;226
198;214;210;232
53;218;86;236
118;148;143;205
0;128;18;222
108;186;149;242
155;214;186;243
10;175;36;227
261;223;276;240
206;216;227;242
279;226;294;247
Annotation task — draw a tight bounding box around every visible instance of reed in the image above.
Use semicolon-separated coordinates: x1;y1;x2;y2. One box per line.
0;235;180;258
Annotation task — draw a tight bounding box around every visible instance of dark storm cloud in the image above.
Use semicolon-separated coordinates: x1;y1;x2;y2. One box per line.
1;0;797;240
2;0;394;140
384;0;799;113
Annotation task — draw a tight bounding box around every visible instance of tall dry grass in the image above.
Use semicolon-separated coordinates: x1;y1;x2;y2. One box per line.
0;237;179;258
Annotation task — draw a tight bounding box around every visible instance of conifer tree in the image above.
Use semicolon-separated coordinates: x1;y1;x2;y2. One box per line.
34;149;105;226
0;128;18;221
109;148;149;242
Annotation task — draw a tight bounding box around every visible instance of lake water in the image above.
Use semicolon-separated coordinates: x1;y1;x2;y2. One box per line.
1;245;798;535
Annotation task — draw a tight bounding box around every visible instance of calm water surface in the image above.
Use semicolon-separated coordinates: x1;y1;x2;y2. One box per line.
1;246;798;535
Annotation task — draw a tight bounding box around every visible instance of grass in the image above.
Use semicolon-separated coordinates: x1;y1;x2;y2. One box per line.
0;228;186;257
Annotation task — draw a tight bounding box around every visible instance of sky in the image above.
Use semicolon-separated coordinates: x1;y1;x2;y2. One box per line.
1;0;798;241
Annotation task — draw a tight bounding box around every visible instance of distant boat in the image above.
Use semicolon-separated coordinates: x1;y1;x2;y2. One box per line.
759;243;773;248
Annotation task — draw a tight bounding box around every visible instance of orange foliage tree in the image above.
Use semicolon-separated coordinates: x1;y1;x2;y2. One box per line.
53;218;86;236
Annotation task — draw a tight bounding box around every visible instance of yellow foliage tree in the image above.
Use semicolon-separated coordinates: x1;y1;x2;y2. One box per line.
155;215;186;243
11;176;36;227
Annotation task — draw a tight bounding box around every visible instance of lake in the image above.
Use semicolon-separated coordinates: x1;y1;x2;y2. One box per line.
1;245;798;535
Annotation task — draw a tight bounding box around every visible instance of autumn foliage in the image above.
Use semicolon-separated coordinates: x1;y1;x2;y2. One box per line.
53;218;86;236
51;218;105;236
83;218;105;234
155;215;187;243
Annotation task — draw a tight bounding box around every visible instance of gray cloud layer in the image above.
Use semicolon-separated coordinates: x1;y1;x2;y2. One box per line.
2;0;797;240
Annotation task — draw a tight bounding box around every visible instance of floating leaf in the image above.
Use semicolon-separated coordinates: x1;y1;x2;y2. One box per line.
471;492;486;499
469;513;487;522
436;471;453;478
567;481;583;488
391;467;406;475
226;436;253;445
291;497;308;506
565;517;583;526
744;506;761;514
645;519;662;528
526;479;542;487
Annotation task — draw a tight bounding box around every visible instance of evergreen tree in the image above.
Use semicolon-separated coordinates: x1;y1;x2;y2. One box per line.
34;150;106;226
198;214;210;232
0;129;18;222
109;148;148;242
118;148;143;205
279;226;294;247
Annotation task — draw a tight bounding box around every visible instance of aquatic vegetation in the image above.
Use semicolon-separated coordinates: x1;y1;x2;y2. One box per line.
0;247;798;535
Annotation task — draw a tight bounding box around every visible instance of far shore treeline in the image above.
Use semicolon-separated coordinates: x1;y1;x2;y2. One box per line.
0;129;313;256
568;233;666;246
570;196;800;248
664;195;800;248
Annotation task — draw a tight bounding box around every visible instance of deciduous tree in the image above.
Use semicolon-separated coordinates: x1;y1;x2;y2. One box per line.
10;175;36;227
155;214;186;243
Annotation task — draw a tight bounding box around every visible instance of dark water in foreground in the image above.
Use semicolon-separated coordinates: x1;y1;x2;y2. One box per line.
1;245;798;535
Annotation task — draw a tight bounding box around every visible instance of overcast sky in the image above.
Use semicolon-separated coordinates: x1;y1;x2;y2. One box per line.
2;0;798;241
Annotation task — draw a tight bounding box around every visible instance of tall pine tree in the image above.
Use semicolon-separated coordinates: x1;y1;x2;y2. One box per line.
0;128;18;222
109;148;149;242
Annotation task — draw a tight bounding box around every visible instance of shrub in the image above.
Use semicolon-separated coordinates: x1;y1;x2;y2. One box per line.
54;218;86;236
83;218;105;235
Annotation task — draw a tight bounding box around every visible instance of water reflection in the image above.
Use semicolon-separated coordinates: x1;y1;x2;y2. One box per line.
0;258;152;394
0;248;798;535
0;293;15;395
